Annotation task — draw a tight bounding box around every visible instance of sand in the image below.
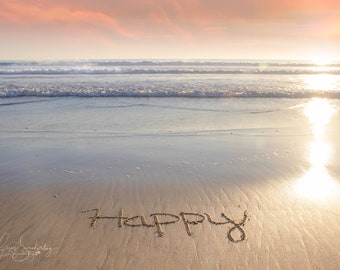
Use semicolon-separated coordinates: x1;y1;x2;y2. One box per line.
0;97;340;269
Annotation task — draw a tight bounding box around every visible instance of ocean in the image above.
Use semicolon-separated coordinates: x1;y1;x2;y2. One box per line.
1;59;340;98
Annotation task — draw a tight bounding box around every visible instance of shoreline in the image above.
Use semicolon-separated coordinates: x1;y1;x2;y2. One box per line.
0;97;339;269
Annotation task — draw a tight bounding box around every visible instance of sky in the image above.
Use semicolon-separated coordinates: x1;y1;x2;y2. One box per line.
1;0;340;60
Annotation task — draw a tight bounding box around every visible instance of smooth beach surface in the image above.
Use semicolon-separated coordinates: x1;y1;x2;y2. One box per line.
0;97;340;269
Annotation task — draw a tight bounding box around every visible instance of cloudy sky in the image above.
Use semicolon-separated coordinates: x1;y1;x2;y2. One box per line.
1;0;340;60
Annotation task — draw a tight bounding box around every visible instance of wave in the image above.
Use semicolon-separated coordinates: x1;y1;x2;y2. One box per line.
2;89;340;98
1;59;340;75
2;68;340;75
2;60;340;98
0;99;48;106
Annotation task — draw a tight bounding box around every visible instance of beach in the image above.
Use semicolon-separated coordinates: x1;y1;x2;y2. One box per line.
2;0;340;263
0;96;339;269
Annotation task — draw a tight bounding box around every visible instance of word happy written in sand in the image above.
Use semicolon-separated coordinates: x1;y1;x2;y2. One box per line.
81;208;249;243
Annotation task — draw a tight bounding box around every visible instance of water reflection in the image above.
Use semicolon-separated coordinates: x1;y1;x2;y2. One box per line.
304;74;337;91
294;98;338;201
303;98;334;138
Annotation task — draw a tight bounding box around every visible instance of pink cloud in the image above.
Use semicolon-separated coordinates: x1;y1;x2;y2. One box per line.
1;0;340;59
1;0;339;40
0;1;136;39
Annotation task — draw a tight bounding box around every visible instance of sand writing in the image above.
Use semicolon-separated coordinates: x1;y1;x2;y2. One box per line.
81;208;249;243
0;232;53;262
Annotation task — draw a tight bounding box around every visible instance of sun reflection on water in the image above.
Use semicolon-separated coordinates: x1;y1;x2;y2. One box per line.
294;98;339;201
303;98;335;138
304;74;338;91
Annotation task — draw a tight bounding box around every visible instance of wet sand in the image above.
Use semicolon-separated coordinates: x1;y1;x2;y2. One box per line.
0;97;340;269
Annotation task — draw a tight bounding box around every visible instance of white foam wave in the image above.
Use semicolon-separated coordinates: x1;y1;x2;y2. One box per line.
1;59;340;75
2;88;340;98
1;60;340;98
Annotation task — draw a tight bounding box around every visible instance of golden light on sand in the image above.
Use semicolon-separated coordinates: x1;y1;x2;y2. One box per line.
309;140;331;167
294;167;337;200
294;98;339;201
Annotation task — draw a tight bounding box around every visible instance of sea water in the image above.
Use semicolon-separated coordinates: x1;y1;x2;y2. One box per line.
1;59;340;98
1;60;340;191
1;59;340;143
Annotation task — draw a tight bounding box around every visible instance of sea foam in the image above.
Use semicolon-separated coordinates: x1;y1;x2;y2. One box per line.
1;60;340;98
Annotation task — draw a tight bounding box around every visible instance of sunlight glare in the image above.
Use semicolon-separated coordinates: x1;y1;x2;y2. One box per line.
309;140;331;167
294;166;338;201
293;98;339;201
304;74;337;91
311;54;333;66
303;98;335;138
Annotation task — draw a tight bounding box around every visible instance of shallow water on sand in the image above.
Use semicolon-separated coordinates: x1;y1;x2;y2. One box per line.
0;97;340;269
